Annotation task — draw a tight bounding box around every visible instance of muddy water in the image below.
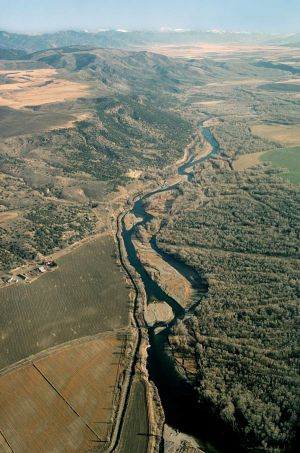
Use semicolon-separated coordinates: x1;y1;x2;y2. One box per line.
121;127;238;452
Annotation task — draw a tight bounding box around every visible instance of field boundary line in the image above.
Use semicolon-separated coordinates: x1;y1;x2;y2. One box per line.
0;330;123;377
0;430;14;452
31;363;104;443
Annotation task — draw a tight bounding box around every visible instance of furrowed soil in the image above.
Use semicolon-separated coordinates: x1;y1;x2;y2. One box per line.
0;234;130;370
0;332;126;452
115;379;149;453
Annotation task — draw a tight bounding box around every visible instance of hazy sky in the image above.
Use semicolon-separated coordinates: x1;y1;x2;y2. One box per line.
0;0;299;34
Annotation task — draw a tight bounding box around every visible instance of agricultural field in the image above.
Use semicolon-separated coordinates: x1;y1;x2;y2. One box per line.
0;66;96;137
143;43;299;60
261;147;300;183
0;234;130;369
251;124;300;146
0;332;126;452
1;39;300;452
234;147;300;184
0;68;90;109
115;380;149;453
234;151;265;170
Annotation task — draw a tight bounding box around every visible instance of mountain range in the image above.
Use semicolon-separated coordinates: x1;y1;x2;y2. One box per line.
1;29;300;55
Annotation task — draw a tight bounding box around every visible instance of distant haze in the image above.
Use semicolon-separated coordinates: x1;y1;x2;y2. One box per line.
0;0;299;34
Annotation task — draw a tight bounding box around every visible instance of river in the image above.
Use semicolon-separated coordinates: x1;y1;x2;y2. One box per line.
120;126;238;452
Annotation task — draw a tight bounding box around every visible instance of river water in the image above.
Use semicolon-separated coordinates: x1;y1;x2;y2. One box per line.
121;127;239;452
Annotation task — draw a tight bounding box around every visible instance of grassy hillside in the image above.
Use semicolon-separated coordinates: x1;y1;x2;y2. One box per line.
0;106;74;138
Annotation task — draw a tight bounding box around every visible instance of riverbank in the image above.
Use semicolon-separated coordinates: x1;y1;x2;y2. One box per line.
112;124;219;453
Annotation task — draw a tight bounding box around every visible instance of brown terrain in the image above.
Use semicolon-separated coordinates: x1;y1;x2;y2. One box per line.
234;151;266;170
143;43;300;59
1;39;299;453
0;212;18;223
0;332;127;452
251;123;300;146
133;236;195;309
0;69;90;109
144;301;174;327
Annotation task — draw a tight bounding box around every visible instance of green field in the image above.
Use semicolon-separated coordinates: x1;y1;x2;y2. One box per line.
261;146;300;183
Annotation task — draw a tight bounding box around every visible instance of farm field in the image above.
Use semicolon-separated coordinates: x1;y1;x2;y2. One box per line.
234;147;300;184
0;68;90;109
0;37;300;453
115;379;149;453
251;123;300;146
0;67;92;136
0;332;126;452
143;43;299;59
234;151;265;170
261;146;300;183
0;234;130;369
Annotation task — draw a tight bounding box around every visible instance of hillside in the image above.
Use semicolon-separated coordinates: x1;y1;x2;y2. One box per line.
0;41;299;452
27;47;204;95
0;47;200;272
0;48;28;59
1;42;299;273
